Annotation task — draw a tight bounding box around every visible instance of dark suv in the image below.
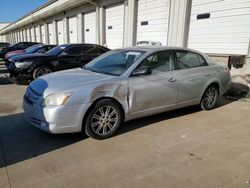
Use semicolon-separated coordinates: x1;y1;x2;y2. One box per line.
0;42;40;59
7;44;109;83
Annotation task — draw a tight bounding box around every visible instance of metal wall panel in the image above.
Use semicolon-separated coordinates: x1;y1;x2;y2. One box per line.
188;0;250;55
68;16;78;43
105;4;124;49
137;0;170;45
84;12;96;44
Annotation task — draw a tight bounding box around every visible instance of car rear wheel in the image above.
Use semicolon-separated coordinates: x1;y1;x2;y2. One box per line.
33;66;52;79
200;85;219;110
85;99;122;139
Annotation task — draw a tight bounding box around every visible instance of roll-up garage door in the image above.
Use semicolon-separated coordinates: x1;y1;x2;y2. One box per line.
84;12;96;44
22;30;26;41
137;0;170;45
19;31;23;41
48;23;54;44
57;20;64;45
41;25;46;43
105;4;124;49
35;26;41;42
68;16;78;43
26;29;31;42
188;0;250;55
30;28;35;42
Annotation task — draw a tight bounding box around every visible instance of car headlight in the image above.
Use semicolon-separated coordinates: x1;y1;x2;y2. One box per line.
15;61;32;68
42;92;73;107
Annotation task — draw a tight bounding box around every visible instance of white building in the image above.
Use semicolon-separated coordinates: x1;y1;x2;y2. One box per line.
0;0;249;57
0;22;11;42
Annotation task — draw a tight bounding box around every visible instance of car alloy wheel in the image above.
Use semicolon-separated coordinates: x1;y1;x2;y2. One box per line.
201;86;218;110
85;99;122;139
33;66;52;79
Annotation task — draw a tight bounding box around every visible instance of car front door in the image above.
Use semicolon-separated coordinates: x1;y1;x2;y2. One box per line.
57;45;83;70
174;50;212;105
128;50;178;118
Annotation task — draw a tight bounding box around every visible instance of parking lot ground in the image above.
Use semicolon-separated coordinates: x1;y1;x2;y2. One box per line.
1;61;250;188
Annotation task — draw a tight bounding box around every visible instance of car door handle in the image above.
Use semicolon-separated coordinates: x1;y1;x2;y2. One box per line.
203;73;210;77
168;77;176;82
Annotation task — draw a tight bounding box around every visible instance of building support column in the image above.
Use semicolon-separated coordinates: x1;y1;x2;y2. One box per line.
77;13;84;43
124;0;138;47
95;6;100;45
167;0;192;47
99;7;106;46
63;17;69;44
44;24;49;44
52;21;58;44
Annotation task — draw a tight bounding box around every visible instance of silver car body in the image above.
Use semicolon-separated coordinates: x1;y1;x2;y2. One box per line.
23;47;231;134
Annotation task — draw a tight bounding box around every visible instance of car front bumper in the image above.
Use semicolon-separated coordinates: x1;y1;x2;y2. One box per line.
23;96;91;134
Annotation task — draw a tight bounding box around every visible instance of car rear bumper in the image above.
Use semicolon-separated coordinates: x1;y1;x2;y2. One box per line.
23;96;91;134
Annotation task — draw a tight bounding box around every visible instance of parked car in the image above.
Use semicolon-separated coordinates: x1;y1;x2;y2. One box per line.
0;42;40;59
7;44;109;83
23;47;231;139
137;40;162;46
4;44;56;65
0;42;10;49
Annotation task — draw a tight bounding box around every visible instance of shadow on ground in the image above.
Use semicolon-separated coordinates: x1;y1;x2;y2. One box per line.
0;96;235;167
0;76;13;85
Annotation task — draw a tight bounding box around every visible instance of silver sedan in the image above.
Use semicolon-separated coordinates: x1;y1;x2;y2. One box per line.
23;47;231;139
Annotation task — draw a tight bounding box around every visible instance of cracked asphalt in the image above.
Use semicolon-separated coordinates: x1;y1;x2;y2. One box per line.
1;61;250;188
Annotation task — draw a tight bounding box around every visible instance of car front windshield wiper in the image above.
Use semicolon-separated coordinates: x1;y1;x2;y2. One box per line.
83;66;118;76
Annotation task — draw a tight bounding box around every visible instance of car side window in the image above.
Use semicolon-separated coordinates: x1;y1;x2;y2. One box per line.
37;47;47;53
83;45;98;54
64;46;82;55
138;51;174;74
175;51;207;69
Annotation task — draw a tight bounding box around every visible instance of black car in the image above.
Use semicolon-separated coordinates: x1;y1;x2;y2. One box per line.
0;42;40;59
0;42;10;48
7;44;109;83
5;44;57;66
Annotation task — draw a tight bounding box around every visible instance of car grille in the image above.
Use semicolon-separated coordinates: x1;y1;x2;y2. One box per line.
24;86;42;105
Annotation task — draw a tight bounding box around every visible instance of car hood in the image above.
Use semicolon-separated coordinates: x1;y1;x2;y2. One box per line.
9;53;49;62
29;68;116;96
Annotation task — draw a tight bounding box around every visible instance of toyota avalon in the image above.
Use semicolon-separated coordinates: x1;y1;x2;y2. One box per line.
23;47;231;139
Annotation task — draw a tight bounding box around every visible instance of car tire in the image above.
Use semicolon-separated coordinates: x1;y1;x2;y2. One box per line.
85;99;123;139
200;85;219;110
33;66;53;79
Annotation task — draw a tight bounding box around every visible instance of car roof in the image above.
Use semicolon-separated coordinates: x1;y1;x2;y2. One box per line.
118;46;204;55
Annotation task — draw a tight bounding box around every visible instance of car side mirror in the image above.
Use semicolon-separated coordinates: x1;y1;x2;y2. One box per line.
132;66;152;76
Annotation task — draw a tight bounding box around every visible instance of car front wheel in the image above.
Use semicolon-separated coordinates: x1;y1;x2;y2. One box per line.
33;66;52;79
85;99;122;139
200;85;219;110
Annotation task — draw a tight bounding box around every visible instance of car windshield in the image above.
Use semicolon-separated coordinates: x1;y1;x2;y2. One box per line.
25;45;42;53
84;50;145;76
45;45;68;56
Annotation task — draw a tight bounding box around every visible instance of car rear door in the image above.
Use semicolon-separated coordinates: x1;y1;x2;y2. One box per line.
81;45;107;66
128;50;178;117
173;50;212;105
57;45;83;70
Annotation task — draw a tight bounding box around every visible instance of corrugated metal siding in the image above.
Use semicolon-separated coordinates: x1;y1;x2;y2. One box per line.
188;0;250;55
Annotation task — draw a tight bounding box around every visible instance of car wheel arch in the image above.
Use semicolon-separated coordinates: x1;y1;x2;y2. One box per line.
200;82;220;102
81;97;125;132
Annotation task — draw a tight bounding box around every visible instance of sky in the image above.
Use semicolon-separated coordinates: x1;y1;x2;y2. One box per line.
0;0;48;23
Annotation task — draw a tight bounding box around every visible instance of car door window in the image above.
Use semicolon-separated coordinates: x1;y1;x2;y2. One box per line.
63;46;82;55
37;47;47;53
175;51;207;69
138;51;174;74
